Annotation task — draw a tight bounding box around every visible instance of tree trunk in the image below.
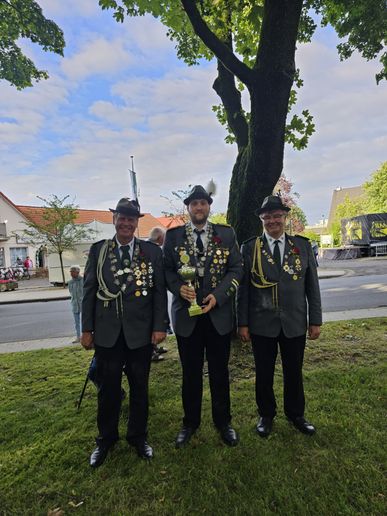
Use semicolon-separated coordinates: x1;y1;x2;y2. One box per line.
227;77;294;243
227;0;303;243
59;251;66;288
182;0;303;244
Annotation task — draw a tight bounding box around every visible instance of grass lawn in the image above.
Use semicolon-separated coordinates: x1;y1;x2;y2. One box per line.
0;318;386;515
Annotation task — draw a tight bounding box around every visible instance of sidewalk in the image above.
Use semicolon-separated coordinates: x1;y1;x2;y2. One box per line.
0;268;348;305
0;277;69;304
1;307;386;354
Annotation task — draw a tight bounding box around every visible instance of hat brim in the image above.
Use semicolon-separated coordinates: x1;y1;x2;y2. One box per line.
109;208;144;218
183;195;213;206
255;205;291;216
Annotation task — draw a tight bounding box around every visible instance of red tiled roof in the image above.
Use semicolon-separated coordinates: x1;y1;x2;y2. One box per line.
157;215;186;229
15;204;165;239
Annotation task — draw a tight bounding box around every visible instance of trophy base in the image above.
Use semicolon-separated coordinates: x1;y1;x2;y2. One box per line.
188;303;203;317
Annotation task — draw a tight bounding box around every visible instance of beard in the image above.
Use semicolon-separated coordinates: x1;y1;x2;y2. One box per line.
190;212;209;226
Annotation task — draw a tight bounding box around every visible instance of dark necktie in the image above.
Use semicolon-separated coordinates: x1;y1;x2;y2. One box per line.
273;240;281;271
121;245;131;266
194;229;204;253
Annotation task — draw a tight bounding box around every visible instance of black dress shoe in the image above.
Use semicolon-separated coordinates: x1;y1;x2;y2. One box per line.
219;425;239;446
89;445;110;468
289;416;316;435
134;441;154;459
256;417;273;438
175;426;195;449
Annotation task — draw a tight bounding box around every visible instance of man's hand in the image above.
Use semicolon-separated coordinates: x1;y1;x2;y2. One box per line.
201;294;217;314
308;325;321;340
81;331;94;350
180;284;196;302
238;326;251;342
152;331;166;345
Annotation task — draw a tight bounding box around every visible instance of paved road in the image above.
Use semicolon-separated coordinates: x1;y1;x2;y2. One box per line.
0;300;74;343
321;273;387;312
1;273;386;344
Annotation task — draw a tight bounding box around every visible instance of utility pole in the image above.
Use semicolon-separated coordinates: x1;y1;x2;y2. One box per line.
129;155;141;237
129;155;138;202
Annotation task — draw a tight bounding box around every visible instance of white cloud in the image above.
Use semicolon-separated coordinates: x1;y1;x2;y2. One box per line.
38;0;100;18
61;37;134;80
1;13;385;230
284;39;387;223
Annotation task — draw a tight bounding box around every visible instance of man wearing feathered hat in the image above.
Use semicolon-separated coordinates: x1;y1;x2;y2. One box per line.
237;195;322;438
81;198;168;467
163;182;243;448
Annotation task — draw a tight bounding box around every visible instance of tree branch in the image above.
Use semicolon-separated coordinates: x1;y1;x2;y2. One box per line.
213;55;249;149
180;0;253;86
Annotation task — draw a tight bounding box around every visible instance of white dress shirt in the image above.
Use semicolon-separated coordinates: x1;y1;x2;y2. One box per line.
264;231;285;264
191;221;209;250
116;236;135;260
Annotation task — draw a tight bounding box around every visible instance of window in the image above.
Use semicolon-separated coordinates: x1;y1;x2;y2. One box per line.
0;248;4;267
10;247;27;266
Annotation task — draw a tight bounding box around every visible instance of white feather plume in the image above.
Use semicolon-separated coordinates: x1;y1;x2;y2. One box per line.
206;179;217;197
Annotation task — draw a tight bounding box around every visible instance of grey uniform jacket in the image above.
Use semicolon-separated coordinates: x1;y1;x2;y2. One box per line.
82;237;168;349
163;223;243;337
237;234;322;338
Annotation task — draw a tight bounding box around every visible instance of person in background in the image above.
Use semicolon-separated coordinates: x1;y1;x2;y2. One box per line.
311;240;319;267
148;226;171;361
148;227;166;247
68;265;83;343
23;256;33;277
16;257;23;266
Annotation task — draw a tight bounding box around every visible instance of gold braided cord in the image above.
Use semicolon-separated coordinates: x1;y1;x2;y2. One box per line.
250;237;278;307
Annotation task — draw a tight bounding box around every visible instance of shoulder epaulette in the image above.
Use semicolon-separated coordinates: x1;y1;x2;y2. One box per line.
166;225;185;232
213;222;231;228
294;234;310;241
93;239;106;246
242;236;257;245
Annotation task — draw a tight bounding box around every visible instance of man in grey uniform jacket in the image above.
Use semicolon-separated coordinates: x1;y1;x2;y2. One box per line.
237;195;322;438
163;185;243;448
81;198;167;467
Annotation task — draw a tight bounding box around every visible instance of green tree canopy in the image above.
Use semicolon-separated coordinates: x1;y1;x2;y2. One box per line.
19;195;94;286
99;0;386;242
0;0;65;89
364;161;387;213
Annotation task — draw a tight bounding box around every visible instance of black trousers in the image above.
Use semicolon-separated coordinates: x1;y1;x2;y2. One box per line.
94;331;153;446
251;331;306;420
176;314;232;430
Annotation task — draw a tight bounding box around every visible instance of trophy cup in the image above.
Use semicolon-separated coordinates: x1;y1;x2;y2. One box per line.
178;263;203;317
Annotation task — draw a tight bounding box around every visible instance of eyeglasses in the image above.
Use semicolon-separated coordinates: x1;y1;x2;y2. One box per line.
260;214;286;221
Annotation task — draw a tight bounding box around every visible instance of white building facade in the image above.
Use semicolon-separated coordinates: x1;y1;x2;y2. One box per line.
0;193;40;268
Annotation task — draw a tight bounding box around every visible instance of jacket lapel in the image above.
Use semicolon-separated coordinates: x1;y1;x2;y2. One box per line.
204;222;214;272
261;234;280;281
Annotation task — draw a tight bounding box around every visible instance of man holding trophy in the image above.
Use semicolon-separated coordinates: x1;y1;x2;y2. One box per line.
163;184;243;448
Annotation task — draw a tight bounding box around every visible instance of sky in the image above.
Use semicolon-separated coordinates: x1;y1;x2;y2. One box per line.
0;0;386;225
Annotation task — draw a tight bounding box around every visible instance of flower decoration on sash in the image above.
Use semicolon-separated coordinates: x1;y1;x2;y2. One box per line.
282;239;302;280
